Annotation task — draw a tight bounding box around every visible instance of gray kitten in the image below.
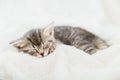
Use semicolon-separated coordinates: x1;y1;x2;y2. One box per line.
10;24;109;57
54;26;109;54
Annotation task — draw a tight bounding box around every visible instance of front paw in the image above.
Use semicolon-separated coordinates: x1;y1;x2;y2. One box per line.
85;47;97;55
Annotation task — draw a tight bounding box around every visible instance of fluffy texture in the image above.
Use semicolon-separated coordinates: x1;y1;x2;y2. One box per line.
1;23;120;80
10;25;109;57
10;25;56;57
1;0;120;80
54;26;109;54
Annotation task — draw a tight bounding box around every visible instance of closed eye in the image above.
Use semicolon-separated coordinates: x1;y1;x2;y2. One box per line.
17;46;21;49
32;45;35;48
32;45;39;53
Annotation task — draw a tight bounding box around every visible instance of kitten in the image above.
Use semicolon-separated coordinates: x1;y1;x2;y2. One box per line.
10;25;56;57
10;24;109;57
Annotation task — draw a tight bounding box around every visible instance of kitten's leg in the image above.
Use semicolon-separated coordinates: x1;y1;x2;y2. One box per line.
93;38;109;49
72;37;97;55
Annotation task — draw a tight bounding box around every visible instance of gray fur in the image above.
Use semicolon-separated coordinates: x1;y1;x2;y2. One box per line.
54;26;109;54
10;25;109;57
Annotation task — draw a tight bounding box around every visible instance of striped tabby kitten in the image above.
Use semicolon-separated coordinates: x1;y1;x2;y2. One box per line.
10;24;109;57
10;25;56;57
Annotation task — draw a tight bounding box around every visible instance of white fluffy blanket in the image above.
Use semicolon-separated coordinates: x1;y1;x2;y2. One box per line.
1;0;120;80
1;22;120;80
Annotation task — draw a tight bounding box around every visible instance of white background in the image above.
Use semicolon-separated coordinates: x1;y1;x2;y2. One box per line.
0;0;120;25
0;0;120;80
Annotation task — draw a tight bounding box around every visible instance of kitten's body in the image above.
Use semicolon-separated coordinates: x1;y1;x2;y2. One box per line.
10;25;109;57
55;26;109;54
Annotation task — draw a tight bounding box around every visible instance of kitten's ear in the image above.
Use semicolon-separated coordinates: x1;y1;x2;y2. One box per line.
10;38;29;50
43;22;54;36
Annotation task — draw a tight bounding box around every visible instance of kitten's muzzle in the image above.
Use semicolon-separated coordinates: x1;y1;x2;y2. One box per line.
40;52;44;57
35;49;44;56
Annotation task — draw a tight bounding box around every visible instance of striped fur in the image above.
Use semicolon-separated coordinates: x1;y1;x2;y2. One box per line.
10;27;56;58
10;25;109;57
54;26;109;54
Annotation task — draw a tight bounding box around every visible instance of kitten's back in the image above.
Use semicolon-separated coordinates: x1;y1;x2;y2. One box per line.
54;26;96;44
54;26;109;54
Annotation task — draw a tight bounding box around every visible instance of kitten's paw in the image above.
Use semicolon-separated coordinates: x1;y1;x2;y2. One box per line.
85;47;97;55
98;43;109;49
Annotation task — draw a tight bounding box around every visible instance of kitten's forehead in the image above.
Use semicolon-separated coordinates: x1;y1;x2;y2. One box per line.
24;29;42;45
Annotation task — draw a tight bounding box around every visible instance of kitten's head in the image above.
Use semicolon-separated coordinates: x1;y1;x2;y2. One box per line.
10;24;56;57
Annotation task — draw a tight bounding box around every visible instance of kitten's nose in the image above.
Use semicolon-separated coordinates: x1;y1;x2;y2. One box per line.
40;52;44;57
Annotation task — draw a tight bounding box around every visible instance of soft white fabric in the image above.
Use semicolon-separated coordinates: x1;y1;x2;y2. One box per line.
0;0;120;80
